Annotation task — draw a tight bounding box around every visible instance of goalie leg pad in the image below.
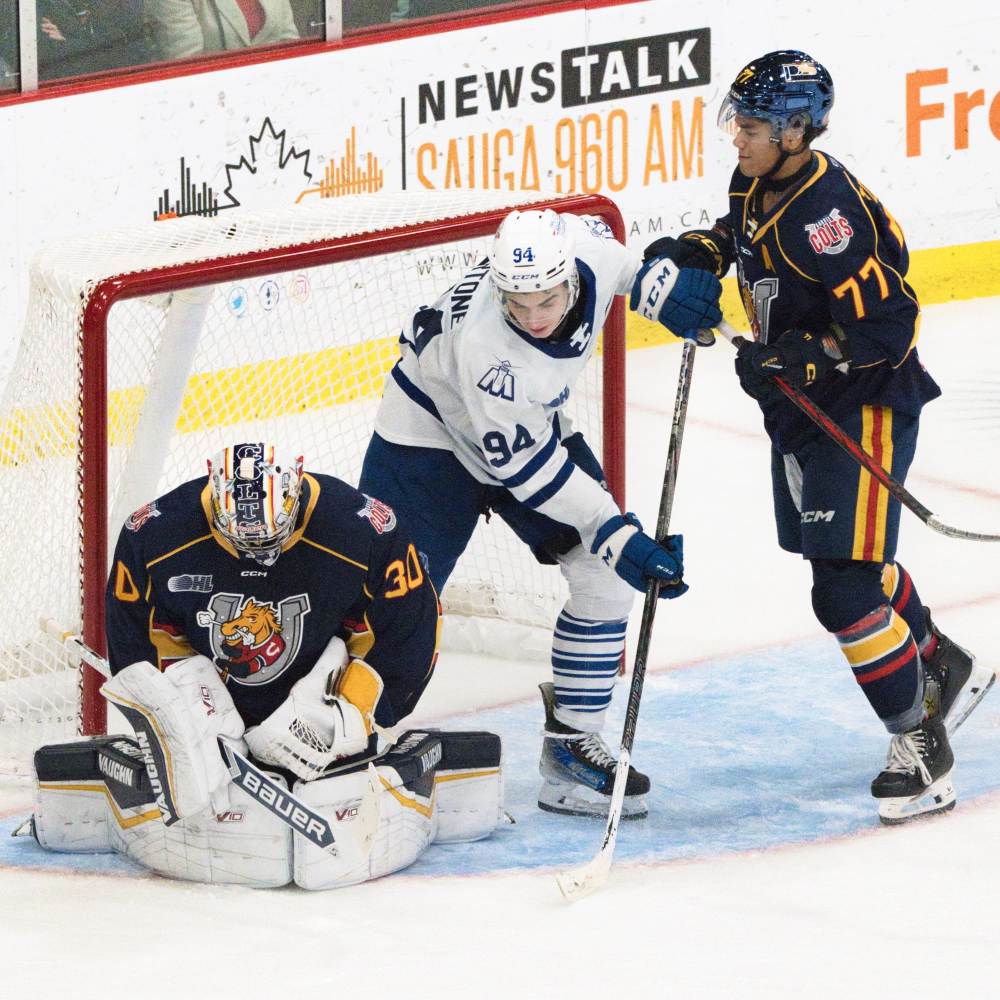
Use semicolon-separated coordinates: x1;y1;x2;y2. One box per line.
28;735;291;886
432;731;504;844
30;736;158;852
108;779;293;888
100;656;244;823
293;731;442;890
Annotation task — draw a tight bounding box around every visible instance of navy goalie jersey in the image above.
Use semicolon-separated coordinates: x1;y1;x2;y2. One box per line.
719;152;940;452
105;473;440;729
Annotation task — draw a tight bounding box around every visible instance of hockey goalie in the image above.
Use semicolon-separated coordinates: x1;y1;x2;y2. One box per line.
17;443;504;889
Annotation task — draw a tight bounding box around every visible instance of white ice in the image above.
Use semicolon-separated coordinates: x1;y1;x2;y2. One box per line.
2;296;999;999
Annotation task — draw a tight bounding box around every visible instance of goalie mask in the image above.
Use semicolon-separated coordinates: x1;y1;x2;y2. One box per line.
490;209;579;332
208;443;304;566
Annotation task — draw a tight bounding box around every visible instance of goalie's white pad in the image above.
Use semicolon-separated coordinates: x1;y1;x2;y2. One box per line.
432;731;504;844
25;729;504;890
101;656;244;823
244;638;380;781
293;732;439;890
108;779;293;887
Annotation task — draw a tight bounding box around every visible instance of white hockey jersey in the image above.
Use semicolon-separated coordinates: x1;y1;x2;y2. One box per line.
375;214;641;551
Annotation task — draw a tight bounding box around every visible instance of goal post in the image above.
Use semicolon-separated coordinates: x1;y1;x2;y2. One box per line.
0;190;627;774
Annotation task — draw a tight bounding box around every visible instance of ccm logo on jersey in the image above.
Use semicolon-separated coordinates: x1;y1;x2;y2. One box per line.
805;209;853;255
801;510;835;523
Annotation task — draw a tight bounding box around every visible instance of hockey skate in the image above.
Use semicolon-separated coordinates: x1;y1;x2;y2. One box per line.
537;682;649;820
871;715;955;825
921;608;995;734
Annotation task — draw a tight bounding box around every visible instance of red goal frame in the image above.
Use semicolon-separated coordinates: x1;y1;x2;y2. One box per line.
77;194;628;736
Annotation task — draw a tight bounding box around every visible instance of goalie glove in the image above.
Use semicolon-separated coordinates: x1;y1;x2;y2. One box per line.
592;513;688;599
244;637;382;781
629;257;723;341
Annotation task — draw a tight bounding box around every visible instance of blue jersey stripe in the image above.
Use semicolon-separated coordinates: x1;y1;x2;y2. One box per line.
524;458;574;509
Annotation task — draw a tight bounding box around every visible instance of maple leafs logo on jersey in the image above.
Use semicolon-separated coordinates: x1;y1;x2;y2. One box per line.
125;501;161;532
805;208;854;255
357;495;397;534
477;359;516;401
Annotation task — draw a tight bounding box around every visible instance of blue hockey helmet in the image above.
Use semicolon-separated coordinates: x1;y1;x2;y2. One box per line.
718;50;834;144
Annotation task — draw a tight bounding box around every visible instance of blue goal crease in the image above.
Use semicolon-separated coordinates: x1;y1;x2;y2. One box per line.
4;638;999;880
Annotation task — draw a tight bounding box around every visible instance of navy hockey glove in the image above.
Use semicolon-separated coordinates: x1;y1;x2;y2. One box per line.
630;258;723;341
592;514;688;599
735;325;850;400
643;230;731;278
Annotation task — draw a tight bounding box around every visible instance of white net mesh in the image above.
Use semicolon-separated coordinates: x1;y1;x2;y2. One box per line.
0;191;622;774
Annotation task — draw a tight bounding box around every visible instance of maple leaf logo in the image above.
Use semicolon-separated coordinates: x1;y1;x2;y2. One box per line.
220;118;313;210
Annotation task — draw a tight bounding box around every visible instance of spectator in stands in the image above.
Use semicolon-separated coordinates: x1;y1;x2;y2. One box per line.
144;0;299;59
37;0;151;82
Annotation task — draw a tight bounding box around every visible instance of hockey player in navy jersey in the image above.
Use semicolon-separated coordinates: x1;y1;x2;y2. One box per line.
106;442;440;737
22;443;508;888
359;208;723;820
649;50;994;823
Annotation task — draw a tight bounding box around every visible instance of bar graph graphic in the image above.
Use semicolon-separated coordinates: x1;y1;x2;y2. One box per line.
154;158;222;220
296;128;384;203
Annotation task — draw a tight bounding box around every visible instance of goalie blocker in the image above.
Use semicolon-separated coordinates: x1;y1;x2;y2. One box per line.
22;728;503;890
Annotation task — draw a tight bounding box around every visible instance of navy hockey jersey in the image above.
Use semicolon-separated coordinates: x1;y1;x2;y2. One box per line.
717;152;940;452
105;473;440;729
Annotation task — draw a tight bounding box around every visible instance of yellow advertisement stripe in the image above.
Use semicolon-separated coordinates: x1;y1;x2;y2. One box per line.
1;240;996;470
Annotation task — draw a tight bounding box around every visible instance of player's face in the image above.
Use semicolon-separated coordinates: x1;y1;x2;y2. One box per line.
731;115;782;176
503;285;571;339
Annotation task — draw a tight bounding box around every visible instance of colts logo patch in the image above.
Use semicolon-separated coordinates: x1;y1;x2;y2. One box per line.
477;359;516;400
125;501;161;532
196;592;310;684
357;495;397;534
806;208;853;255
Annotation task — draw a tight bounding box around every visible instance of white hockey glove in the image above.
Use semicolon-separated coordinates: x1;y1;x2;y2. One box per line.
101;655;245;824
244;637;383;782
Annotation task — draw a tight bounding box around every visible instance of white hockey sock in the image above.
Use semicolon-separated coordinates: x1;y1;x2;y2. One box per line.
550;610;626;732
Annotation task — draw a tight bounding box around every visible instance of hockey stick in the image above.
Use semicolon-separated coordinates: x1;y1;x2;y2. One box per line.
556;338;699;901
716;321;1000;543
39;618;380;860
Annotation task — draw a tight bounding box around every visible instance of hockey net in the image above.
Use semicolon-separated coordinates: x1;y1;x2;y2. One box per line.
0;190;626;775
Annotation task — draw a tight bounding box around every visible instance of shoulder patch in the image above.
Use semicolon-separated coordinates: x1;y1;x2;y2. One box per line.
357;495;397;534
126;501;161;532
805;208;854;255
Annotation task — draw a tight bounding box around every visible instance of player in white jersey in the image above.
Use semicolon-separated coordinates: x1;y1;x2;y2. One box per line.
360;208;722;819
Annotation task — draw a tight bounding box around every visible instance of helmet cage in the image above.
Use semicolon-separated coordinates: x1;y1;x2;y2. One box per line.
208;443;304;566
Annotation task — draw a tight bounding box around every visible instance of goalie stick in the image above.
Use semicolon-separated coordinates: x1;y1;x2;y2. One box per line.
556;338;699;901
39;618;379;861
715;320;1000;543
